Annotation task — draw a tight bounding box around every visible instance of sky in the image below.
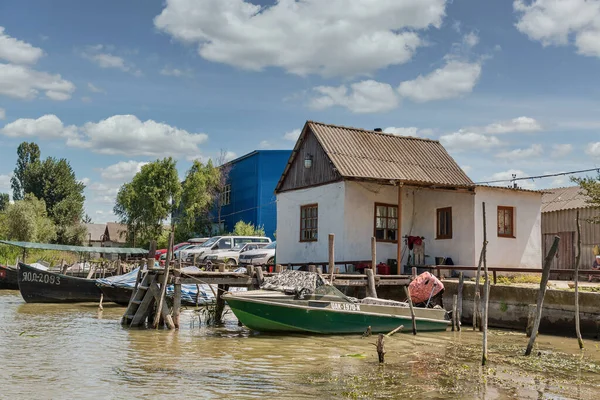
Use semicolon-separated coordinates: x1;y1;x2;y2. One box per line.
1;0;600;223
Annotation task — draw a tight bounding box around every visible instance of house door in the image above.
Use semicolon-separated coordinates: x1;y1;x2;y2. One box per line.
544;232;575;271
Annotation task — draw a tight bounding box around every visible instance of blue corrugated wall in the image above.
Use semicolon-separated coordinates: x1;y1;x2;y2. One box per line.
220;150;291;239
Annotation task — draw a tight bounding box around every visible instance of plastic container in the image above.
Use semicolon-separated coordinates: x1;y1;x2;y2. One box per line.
377;263;390;275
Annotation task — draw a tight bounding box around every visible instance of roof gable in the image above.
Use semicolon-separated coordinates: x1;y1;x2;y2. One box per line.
85;223;106;242
276;121;473;193
104;222;128;243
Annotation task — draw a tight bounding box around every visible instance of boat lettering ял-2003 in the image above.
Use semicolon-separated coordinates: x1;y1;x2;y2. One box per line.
223;271;450;334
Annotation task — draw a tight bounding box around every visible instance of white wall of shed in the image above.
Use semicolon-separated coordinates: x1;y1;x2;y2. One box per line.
474;187;542;268
275;182;345;264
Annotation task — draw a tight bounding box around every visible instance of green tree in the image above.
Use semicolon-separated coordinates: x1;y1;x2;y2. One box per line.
114;157;182;246
175;160;221;242
572;174;600;223
0;193;9;212
2;194;56;242
11;142;41;200
231;221;265;237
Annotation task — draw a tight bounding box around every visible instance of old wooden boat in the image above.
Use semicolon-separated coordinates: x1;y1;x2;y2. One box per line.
0;264;19;290
223;270;450;334
97;283;132;305
18;262;102;303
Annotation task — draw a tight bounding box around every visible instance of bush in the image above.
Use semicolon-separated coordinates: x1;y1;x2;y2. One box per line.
230;221;265;237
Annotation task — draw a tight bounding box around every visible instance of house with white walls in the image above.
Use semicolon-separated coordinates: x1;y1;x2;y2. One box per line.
274;121;542;272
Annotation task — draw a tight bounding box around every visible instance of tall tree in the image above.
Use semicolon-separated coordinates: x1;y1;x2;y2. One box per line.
10;142;86;244
1;194;56;242
175;159;221;241
11;142;41;200
572;174;600;223
0;193;9;212
114;157;182;246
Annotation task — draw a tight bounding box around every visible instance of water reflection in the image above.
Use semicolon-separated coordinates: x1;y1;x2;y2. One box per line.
1;291;599;399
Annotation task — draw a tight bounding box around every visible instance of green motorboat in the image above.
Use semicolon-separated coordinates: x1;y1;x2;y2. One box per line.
222;271;450;334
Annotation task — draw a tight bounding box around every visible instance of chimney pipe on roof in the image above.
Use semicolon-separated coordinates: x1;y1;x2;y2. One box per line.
374;128;383;132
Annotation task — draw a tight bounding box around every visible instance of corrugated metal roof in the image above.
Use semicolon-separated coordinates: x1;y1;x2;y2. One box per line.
541;186;593;212
475;185;545;194
0;240;147;254
307;121;473;187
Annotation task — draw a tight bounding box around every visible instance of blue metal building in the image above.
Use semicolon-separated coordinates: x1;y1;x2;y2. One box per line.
217;150;291;239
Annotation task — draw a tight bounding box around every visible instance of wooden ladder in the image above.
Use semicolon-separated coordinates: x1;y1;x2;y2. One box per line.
121;270;175;328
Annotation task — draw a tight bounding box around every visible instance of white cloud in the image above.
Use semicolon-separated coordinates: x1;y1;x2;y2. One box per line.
69;115;209;158
585;142;600;156
79;177;90;186
439;130;502;152
0;26;44;64
482;116;542;134
0;173;11;193
283;128;301;141
514;0;600;58
258;140;271;149
154;0;446;77
99;160;149;181
496;144;543;160
223;151;237;162
87;83;105;93
0;108;4;120
398;60;481;102
0;114;77;139
484;169;536;189
81;45;140;75
310;80;399;113
551;143;573;157
81;96;92;103
463;32;480;48
0;63;75;100
160;67;192;77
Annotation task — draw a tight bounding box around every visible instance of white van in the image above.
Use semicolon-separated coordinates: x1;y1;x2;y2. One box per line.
182;236;271;262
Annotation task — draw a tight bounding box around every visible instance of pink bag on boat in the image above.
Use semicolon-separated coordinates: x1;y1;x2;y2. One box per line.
408;272;444;304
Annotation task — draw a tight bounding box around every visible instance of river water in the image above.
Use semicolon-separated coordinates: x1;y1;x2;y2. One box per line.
1;290;599;399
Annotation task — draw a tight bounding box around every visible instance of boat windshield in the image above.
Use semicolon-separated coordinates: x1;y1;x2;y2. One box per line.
312;284;356;303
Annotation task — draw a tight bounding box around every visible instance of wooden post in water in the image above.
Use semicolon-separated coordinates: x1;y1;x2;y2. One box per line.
376;334;385;363
153;234;174;329
473;243;486;331
526;304;536;337
574;210;584;349
525;235;560;356
173;268;182;329
255;266;265;287
329;234;335;283
215;284;229;324
482;202;490;366
365;268;377;298
403;286;417;335
452;294;458;331
371;236;377;275
457;272;464;331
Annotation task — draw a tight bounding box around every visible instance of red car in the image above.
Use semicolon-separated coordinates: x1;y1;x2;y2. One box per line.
154;242;190;259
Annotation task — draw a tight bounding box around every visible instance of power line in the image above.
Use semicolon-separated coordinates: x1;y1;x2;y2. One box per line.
474;167;600;185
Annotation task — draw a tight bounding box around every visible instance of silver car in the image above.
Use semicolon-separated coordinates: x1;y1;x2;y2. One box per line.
238;241;276;265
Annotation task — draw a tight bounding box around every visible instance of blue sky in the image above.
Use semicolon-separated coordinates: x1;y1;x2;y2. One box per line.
1;0;600;222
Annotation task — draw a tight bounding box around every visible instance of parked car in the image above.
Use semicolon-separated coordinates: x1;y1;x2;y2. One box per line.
184;236;271;263
204;242;269;266
172;243;204;260
188;237;210;244
154;242;190;260
238;241;276;266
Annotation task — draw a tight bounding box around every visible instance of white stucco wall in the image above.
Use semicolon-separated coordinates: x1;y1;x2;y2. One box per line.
474;187;542;268
276;182;346;264
409;187;476;267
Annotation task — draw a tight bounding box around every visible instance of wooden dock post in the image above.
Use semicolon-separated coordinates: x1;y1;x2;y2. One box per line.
275;264;283;273
371;236;377;275
308;265;316;273
411;267;417;280
526;304;536;337
365;268;377;298
255;266;265;287
481;202;490;365
473;241;486;331
377;334;385;363
525;235;560;356
329;234;335;283
403;286;417;335
153;234;175;330
215;284;230;324
452;294;458;331
574;210;584;349
457;272;464;331
173;268;182;329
